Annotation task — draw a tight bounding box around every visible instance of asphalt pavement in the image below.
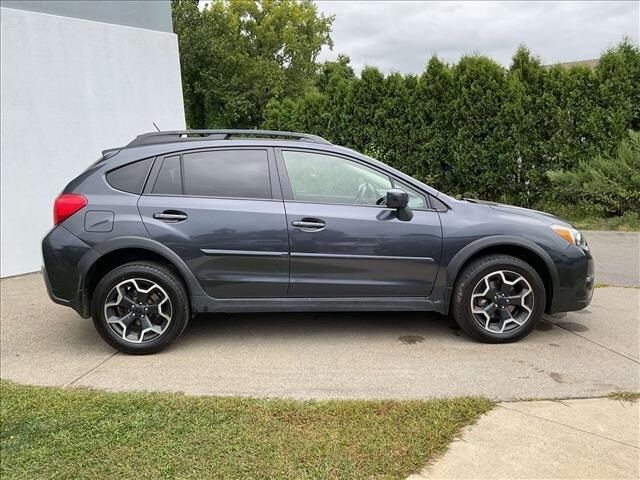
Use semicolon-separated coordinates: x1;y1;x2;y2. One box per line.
1;231;638;400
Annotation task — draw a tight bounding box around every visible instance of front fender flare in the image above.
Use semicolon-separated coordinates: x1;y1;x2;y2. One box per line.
438;235;560;312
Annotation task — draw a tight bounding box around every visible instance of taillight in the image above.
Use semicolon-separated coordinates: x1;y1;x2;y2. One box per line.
53;193;87;225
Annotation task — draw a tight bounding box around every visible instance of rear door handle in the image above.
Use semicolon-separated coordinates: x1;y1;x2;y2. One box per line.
153;211;188;222
292;218;326;231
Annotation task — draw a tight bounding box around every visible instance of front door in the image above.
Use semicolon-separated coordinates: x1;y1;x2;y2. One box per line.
138;148;289;298
277;149;442;297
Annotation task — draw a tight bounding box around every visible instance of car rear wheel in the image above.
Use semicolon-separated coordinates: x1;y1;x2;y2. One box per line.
91;261;189;354
452;255;545;343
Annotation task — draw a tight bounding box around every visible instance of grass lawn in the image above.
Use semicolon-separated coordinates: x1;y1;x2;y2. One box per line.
547;208;640;232
0;381;492;480
569;214;640;231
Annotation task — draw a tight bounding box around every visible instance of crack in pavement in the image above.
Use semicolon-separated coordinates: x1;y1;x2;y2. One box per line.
63;351;119;388
543;319;639;364
498;403;640;450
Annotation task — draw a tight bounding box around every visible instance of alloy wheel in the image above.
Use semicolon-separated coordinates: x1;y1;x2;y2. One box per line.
103;278;172;344
470;270;534;334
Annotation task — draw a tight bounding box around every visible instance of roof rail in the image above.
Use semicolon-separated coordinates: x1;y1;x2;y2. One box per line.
126;129;331;147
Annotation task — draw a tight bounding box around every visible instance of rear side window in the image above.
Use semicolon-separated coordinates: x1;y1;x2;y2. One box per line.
106;158;153;194
152;149;271;199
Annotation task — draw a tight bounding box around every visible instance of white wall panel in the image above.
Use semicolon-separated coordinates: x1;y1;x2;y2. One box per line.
1;7;185;276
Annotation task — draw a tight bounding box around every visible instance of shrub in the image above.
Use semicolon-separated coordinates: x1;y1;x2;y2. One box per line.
547;130;640;216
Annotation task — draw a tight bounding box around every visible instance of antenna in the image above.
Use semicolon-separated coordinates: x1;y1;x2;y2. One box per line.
152;122;161;132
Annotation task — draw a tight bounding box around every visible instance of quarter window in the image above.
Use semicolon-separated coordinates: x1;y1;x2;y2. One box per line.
395;181;428;209
282;151;391;205
151;150;271;199
106;158;153;194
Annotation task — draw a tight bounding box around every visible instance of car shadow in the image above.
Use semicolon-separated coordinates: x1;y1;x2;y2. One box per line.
175;311;582;350
180;310;469;345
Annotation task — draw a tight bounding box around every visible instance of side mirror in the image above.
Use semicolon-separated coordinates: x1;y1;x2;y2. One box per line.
385;188;413;221
385;188;409;209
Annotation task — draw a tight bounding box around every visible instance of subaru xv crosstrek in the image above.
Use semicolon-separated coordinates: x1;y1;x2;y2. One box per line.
42;129;594;354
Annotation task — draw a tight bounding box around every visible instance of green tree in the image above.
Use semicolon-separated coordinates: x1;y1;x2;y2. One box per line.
172;0;333;128
375;73;419;175
495;46;551;205
449;55;507;199
414;56;454;188
343;67;387;152
589;40;640;153
317;54;355;94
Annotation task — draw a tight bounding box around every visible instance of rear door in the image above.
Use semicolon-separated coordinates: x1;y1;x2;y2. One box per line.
276;148;442;297
138;147;289;298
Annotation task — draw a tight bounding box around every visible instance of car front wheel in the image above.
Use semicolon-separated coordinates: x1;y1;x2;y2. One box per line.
452;254;545;343
91;261;189;354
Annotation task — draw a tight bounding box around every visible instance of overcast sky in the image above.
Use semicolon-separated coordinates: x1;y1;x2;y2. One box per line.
315;1;640;74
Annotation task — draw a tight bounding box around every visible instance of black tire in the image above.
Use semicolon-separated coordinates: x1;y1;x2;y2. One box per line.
91;261;190;354
451;255;545;343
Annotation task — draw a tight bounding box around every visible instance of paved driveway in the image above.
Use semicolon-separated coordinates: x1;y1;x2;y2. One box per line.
1;232;638;400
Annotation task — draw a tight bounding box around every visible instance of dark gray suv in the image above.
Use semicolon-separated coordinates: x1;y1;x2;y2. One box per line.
42;130;594;354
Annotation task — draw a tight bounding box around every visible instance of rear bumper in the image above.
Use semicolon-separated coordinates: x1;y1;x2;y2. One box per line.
548;245;594;314
42;226;92;317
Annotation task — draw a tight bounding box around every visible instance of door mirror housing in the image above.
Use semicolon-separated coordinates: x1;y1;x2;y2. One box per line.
385;188;409;209
384;188;413;221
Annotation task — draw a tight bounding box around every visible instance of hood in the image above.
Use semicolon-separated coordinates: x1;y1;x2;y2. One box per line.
462;198;570;226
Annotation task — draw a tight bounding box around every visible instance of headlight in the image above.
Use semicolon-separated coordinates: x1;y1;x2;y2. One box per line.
551;225;586;247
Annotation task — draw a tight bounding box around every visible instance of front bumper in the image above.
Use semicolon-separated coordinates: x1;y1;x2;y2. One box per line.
548;244;594;314
42;226;92;317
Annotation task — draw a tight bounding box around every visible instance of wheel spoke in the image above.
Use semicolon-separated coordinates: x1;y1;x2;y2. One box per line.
499;282;514;295
145;304;160;315
120;312;136;327
139;315;153;331
106;315;123;325
105;285;136;309
483;303;498;317
506;294;523;306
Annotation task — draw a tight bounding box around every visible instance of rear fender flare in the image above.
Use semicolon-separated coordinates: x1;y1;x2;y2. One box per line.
77;236;207;299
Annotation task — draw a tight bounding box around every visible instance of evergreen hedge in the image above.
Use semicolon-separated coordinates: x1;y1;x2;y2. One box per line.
262;41;640;211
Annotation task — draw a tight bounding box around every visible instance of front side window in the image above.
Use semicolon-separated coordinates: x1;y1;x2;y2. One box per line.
151;150;271;199
282;151;391;205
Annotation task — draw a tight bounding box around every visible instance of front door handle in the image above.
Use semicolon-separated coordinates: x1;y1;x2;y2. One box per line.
153;211;188;222
292;218;326;231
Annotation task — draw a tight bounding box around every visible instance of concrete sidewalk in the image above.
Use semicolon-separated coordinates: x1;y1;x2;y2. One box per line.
409;397;640;480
